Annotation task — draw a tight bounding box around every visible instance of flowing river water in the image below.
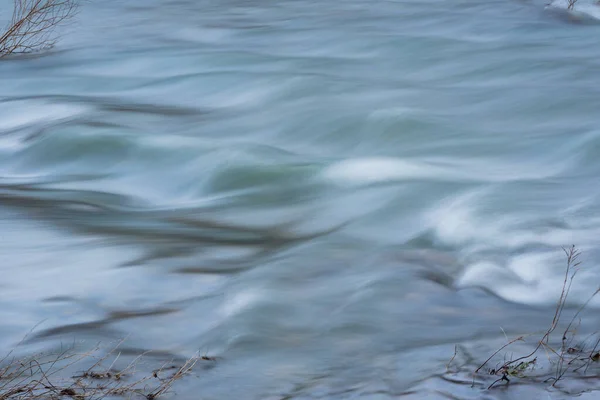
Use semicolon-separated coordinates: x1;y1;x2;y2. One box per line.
2;0;600;398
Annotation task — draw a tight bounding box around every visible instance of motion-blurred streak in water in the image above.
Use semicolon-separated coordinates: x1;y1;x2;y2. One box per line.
2;0;600;398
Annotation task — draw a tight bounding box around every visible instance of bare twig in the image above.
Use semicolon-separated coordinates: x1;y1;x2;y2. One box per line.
446;345;458;373
475;336;525;374
0;0;78;57
472;246;599;389
147;355;199;399
0;338;202;399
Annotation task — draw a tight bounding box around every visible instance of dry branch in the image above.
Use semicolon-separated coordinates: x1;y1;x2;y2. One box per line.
469;246;600;390
568;0;578;10
0;0;77;57
0;341;205;400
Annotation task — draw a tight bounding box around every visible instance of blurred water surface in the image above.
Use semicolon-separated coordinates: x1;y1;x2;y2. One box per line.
2;0;600;398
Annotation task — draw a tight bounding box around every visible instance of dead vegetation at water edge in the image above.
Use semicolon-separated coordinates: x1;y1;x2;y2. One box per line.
0;337;215;400
448;245;600;391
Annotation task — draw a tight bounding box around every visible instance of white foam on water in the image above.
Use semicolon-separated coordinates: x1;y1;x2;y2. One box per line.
0;101;90;159
456;261;521;291
220;289;263;319
425;188;546;253
321;157;447;185
547;0;600;20
457;252;600;307
321;156;567;187
507;252;557;284
426;188;600;250
425;189;505;248
0;100;88;132
457;260;560;306
0;136;25;153
430;190;600;306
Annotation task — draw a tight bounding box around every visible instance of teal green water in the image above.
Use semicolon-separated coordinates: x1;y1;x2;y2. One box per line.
2;0;600;398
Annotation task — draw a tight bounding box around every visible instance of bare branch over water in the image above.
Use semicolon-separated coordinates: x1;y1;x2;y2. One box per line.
0;0;77;57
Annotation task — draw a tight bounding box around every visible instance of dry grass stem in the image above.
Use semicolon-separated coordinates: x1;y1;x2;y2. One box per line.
0;339;206;400
467;246;600;389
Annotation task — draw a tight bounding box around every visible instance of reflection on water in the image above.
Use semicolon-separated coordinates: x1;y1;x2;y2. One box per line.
2;0;600;398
